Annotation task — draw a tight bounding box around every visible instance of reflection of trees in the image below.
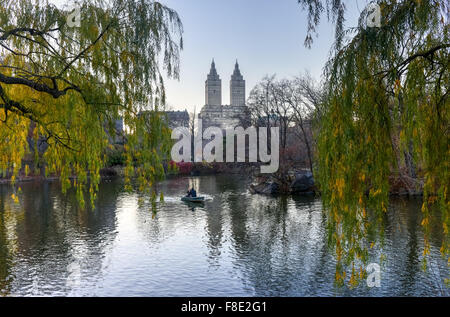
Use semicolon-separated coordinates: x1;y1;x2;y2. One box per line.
221;186;448;296
381;198;421;295
0;180;120;295
223;189;335;296
135;176;194;244
202;175;230;261
204;196;223;266
0;185;18;296
379;198;449;296
0;207;10;295
2;174;446;296
134;175;215;248
205;175;253;267
214;174;245;193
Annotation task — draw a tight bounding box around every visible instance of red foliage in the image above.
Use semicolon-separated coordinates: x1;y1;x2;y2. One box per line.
171;160;193;174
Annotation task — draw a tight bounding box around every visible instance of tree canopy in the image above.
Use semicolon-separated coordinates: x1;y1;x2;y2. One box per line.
0;0;183;208
298;0;449;286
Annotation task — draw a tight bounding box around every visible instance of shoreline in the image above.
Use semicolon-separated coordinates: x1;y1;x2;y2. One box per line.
0;175;60;185
0;172;425;199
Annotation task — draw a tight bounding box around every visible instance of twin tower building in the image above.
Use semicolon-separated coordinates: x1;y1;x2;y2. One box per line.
199;59;249;129
205;59;245;107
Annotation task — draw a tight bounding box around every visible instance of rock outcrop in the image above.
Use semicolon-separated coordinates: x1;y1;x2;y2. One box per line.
290;171;315;194
250;182;280;195
250;170;315;196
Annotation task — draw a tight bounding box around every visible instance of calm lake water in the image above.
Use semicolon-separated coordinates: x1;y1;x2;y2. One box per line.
0;175;448;296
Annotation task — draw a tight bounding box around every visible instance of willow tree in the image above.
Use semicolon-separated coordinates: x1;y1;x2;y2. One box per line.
298;0;449;286
0;0;182;208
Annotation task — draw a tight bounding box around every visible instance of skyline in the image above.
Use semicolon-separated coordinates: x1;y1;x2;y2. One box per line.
161;0;366;113
48;0;369;112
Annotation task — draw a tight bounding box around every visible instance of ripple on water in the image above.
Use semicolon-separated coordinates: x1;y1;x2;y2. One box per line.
0;176;448;296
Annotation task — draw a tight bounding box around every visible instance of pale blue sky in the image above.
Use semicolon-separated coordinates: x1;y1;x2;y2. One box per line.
50;0;369;112
161;0;367;112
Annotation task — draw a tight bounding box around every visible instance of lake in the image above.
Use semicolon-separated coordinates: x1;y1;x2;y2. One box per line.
0;175;448;296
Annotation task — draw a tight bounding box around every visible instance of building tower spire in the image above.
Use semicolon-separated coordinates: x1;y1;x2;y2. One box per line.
230;59;245;107
205;59;221;106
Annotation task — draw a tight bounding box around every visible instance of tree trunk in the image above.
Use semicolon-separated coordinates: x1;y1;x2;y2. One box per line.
404;141;416;179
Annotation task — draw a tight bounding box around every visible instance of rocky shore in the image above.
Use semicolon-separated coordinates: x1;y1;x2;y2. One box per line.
2;163;424;199
250;170;316;196
249;169;425;197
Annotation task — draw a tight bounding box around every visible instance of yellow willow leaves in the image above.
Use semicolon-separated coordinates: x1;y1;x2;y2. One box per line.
370;188;382;197
349;263;363;288
380;201;387;213
151;191;157;203
427;195;438;204
394;79;402;95
423;240;431;257
358;195;363;206
0;0;183;212
10;193;19;204
421;201;428;213
315;0;448;287
0;110;28;183
399;129;405;142
421;217;429;227
333;126;340;137
335;178;345;198
359;266;364;280
359;173;366;182
335;271;344;285
335;233;344;260
332;206;341;223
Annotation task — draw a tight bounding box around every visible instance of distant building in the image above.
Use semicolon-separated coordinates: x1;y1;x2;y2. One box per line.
164;110;190;129
106;117;124;144
199;60;250;130
115;118;123;134
138;109;189;130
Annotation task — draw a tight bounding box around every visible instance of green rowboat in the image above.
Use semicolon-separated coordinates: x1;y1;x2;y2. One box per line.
181;196;205;203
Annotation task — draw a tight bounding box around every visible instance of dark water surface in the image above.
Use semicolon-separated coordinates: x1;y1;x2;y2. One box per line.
0;175;448;296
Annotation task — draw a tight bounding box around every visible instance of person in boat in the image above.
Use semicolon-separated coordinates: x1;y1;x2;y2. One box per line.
186;188;197;197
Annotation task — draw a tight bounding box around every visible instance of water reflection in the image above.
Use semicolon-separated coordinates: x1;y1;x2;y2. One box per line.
0;181;119;296
0;175;448;296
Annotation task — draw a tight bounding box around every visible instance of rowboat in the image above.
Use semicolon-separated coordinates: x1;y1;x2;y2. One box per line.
181;196;205;203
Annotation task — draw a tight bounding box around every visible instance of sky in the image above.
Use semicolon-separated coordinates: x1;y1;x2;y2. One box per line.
50;0;369;113
161;0;366;113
